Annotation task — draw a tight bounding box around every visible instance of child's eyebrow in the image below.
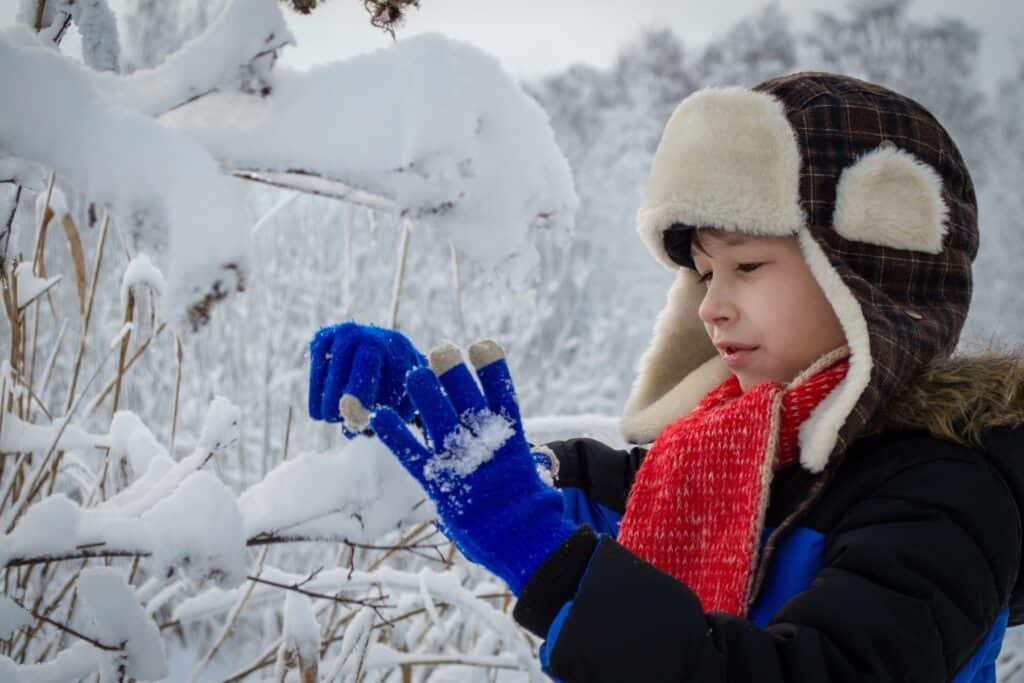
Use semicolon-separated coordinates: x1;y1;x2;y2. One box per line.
715;233;757;246
692;232;760;259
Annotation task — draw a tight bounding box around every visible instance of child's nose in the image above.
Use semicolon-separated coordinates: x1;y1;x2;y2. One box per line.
698;285;737;326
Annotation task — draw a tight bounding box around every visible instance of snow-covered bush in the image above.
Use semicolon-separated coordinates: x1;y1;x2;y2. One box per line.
0;1;579;680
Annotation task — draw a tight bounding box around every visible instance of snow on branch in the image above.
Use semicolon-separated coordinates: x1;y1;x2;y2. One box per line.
101;0;292;115
162;33;578;265
0;403;433;588
239;435;434;544
16;0;293;116
77;568;168;680
0;25;251;331
0;398;243;584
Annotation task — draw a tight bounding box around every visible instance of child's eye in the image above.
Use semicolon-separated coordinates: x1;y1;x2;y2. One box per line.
695;262;762;285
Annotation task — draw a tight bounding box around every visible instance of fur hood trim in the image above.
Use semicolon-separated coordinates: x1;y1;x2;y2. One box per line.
871;348;1024;448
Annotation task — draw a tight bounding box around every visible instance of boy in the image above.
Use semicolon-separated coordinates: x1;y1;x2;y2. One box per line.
309;72;1024;681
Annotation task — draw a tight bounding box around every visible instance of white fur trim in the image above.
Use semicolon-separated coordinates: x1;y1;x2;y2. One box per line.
833;143;949;254
636;86;806;269
620;269;728;444
795;229;873;472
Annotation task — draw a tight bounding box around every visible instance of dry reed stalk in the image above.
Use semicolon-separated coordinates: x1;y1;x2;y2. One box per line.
0;376;7;482
61;214;87;314
170;334;182;455
7;335;120;532
84;322;166;420
366;521;434;574
30;173;55;276
38;317;68;396
127;556;141;585
111;289;134;414
319;545;356;658
0;450;32;514
195;544;273;677
25;304;39;419
1;263;22;387
2;364;52;420
53;586;78;655
388;218;412;329
64;212;109;415
24;177;58;422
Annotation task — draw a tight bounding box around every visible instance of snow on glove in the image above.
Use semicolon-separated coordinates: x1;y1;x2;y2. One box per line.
308;322;427;437
371;340;576;595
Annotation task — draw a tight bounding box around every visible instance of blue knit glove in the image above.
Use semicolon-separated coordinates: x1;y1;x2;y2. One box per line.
308;323;427;437
371;340;576;595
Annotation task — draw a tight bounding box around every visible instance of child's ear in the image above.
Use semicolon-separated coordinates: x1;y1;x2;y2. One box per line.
831;142;949;254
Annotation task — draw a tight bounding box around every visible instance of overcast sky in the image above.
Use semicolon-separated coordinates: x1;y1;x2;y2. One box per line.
279;0;1022;92
2;0;1020;92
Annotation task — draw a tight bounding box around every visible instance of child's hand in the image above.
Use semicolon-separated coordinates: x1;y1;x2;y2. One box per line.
370;340;576;595
308;323;427;437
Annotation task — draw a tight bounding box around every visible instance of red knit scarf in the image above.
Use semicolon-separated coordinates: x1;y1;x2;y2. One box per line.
617;351;850;616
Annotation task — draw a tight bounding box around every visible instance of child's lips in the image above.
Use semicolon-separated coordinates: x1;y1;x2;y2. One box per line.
721;346;759;368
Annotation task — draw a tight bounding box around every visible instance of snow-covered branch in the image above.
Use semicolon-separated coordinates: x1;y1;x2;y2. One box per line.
162;33;577;266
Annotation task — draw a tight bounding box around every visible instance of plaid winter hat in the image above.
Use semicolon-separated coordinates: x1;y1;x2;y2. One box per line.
621;71;979;472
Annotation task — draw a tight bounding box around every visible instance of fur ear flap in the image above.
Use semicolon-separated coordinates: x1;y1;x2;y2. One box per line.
832;143;949;254
635;86;806;269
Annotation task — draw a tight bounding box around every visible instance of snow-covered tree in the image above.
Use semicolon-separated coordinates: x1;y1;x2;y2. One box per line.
0;1;578;679
697;3;798;86
803;0;990;173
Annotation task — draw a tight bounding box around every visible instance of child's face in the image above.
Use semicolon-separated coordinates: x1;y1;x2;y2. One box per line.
690;230;847;393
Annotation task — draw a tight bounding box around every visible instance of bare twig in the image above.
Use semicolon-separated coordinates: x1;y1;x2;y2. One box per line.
8;593;120;652
4;549;147;569
231;170;394;212
245;575;393;612
23;559;88;662
245;534;446;563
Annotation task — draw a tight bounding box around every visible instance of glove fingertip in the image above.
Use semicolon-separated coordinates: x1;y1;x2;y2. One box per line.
340;394;371;431
467;339;505;370
428;342;463;376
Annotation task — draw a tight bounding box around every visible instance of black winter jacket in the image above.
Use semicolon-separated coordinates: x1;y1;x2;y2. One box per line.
513;359;1024;682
